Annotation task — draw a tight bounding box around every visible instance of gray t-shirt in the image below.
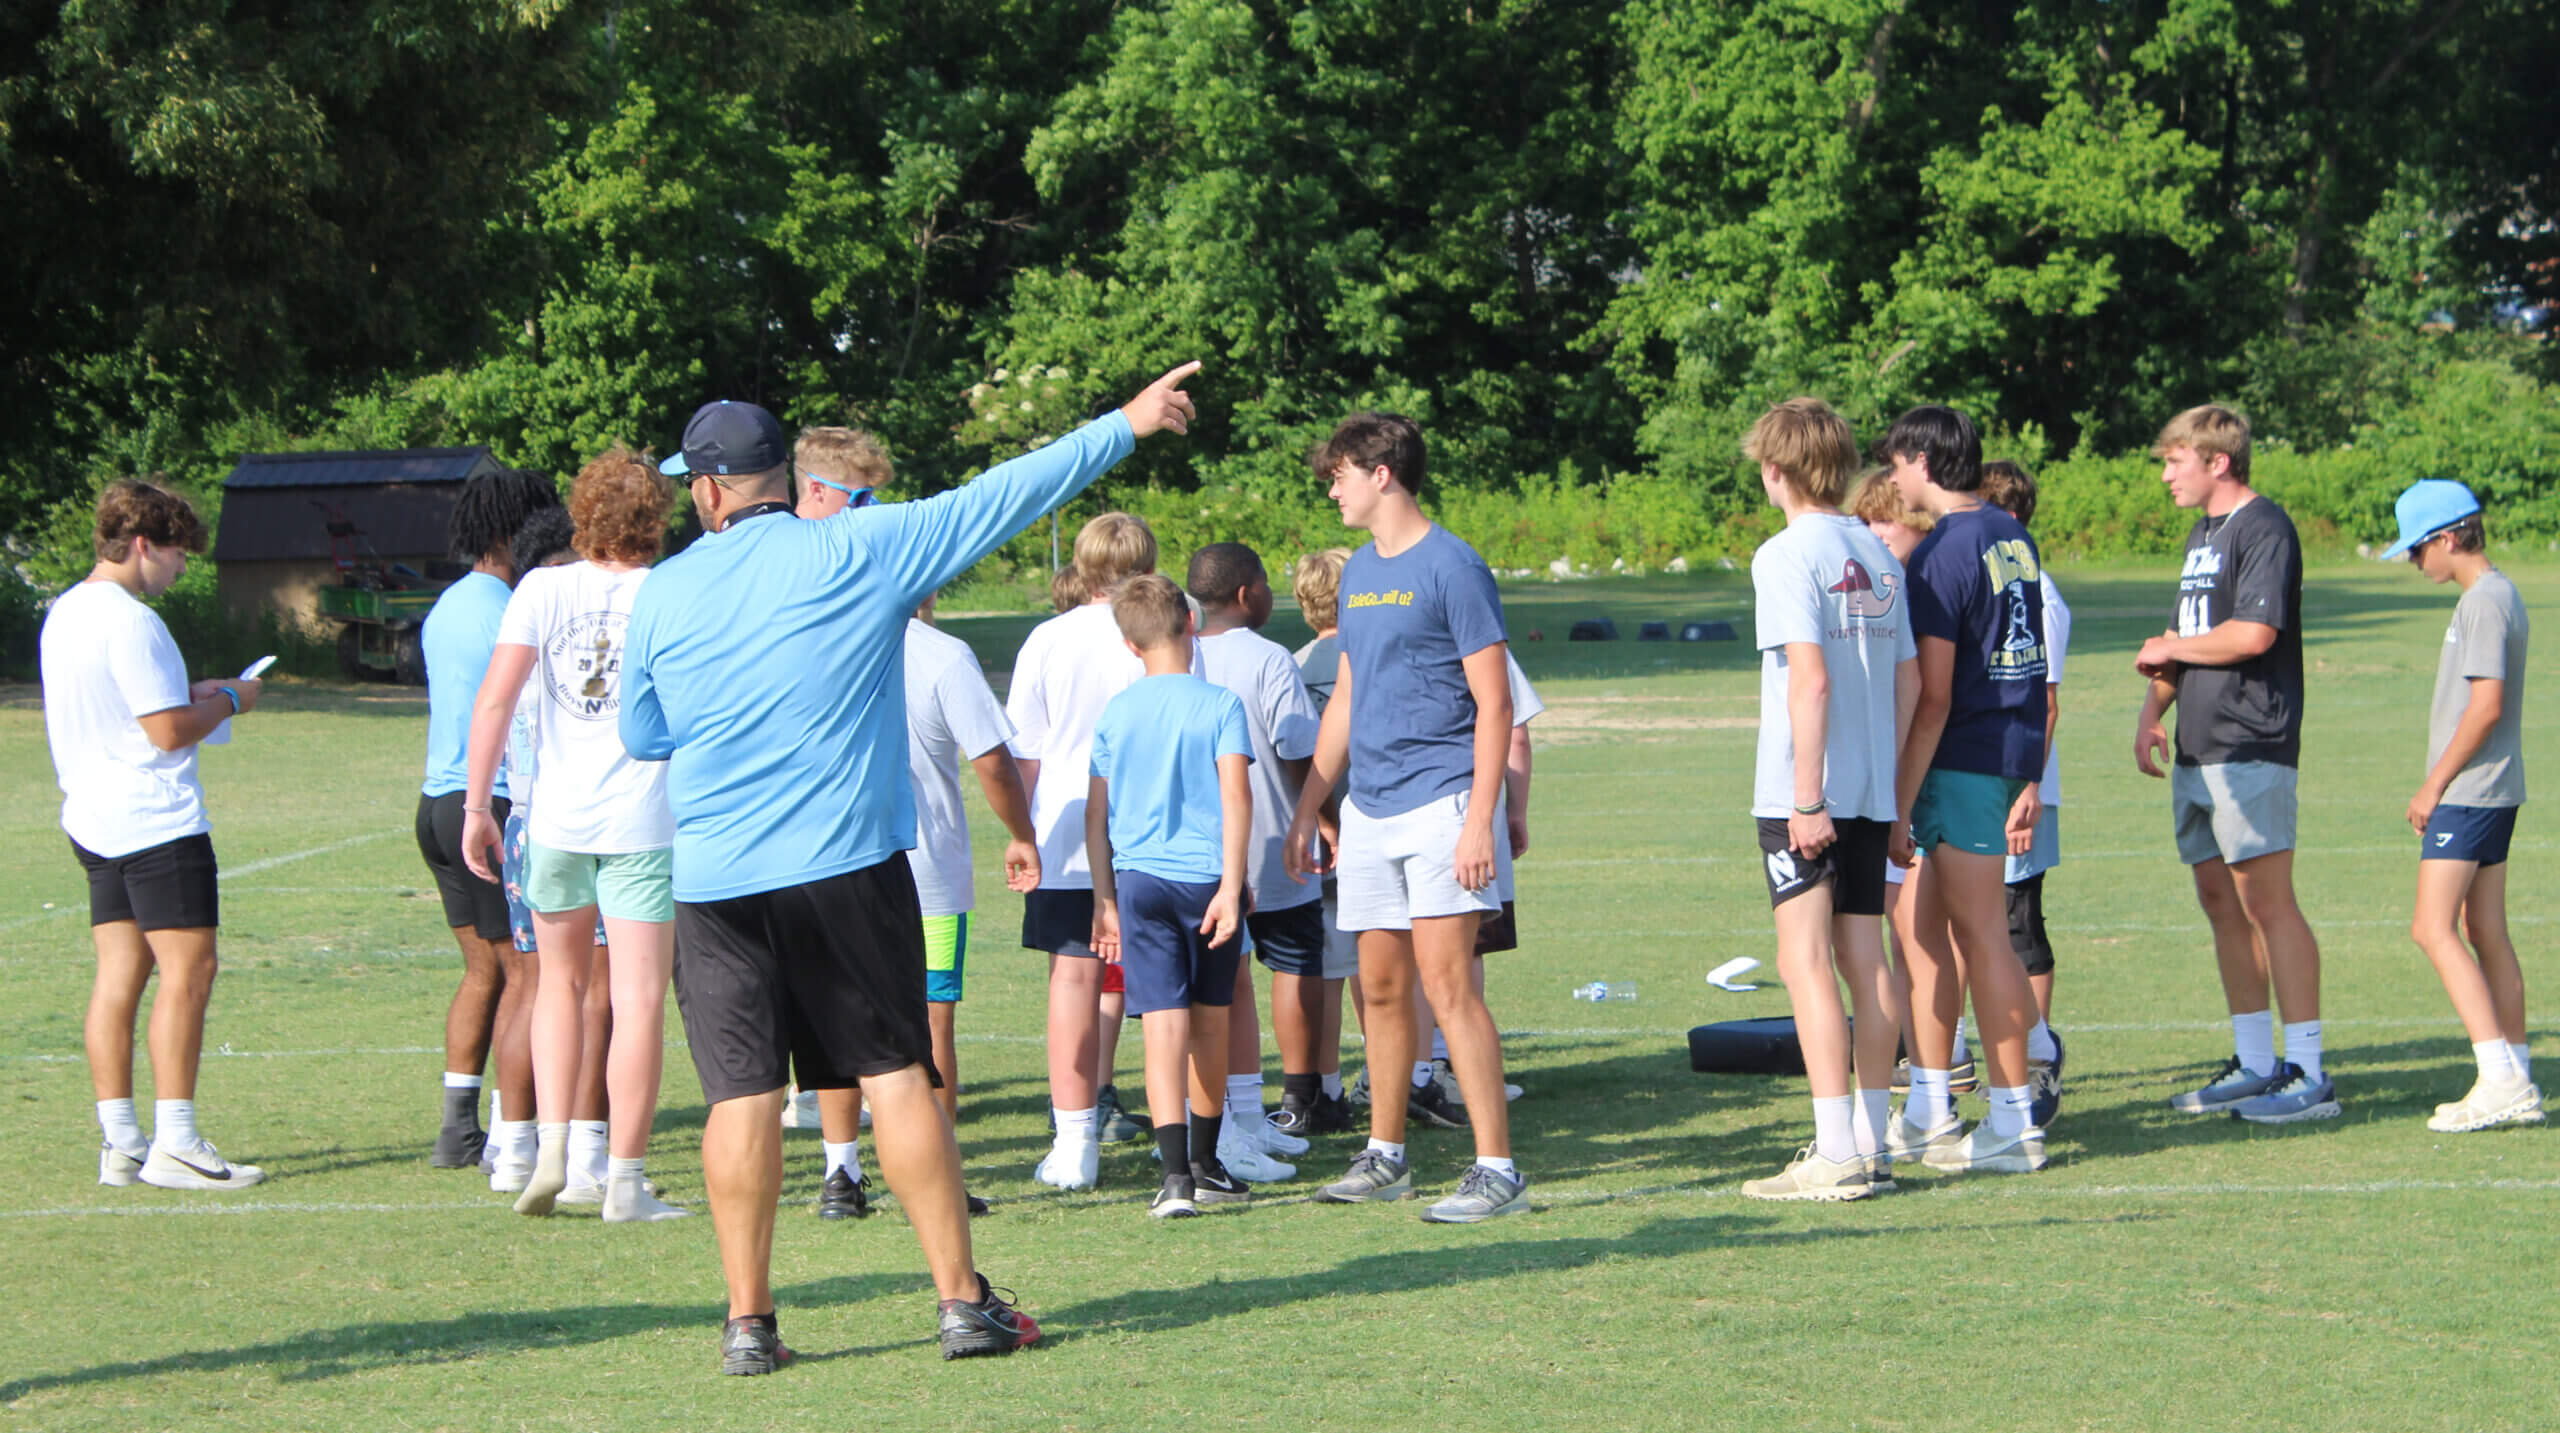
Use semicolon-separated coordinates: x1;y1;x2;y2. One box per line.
1199;626;1322;910
2429;569;2529;807
1751;512;1915;822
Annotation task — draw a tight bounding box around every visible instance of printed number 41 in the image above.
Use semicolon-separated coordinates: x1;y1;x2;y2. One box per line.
2177;594;2211;637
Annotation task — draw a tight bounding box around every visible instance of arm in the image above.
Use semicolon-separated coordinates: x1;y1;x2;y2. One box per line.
1202;752;1251;946
1085;773;1119;962
2134;673;2179;778
1782;640;1834;858
969;747;1042;891
620;621;673;761
2137;619;2276;673
2409;679;2506;833
460;644;536;882
1455;642;1514;891
1283;654;1353;882
1503;727;1531;858
138;680;263;751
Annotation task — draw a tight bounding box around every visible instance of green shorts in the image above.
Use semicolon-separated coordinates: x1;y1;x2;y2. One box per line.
924;912;968;1004
1910;769;2030;858
523;841;674;923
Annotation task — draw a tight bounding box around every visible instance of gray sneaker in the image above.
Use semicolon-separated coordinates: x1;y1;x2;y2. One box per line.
1096;1085;1149;1143
2169;1056;2288;1113
1315;1148;1413;1203
2231;1063;2341;1124
1421;1163;1529;1223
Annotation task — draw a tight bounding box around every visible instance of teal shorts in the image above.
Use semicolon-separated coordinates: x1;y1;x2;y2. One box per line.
923;912;968;1004
522;841;674;923
1910;769;2030;858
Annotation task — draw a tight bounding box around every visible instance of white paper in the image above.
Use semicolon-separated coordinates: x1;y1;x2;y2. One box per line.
1706;956;1761;992
204;656;272;747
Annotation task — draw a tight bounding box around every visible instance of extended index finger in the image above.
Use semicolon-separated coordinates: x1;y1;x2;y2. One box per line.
1153;360;1203;390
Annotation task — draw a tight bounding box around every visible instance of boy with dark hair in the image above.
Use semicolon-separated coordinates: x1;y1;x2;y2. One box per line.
2134;405;2334;1123
1737;399;1917;1200
1978;460;2071;1125
2385;481;2539;1130
1884;404;2051;1175
1087;574;1258;1216
1285;412;1529;1223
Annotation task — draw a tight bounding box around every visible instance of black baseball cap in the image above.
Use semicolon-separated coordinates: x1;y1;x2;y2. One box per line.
660;400;787;477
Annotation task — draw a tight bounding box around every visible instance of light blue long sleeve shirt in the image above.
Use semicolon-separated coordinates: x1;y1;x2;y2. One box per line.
621;412;1135;902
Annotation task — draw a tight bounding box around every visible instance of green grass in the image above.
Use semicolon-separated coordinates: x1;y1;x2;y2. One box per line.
3;559;2555;1431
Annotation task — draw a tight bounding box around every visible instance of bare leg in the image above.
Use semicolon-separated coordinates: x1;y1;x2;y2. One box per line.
601;916;672;1159
1931;849;2035;1090
1905;864;1964;1072
2030;971;2054;1022
1835;912;1906;1096
571;941;612;1123
2463;864;2528;1045
1140;1008;1192;1135
866;1064;978;1301
85;921;155;1102
1772;887;1849;1098
703;1089;785;1318
1227;950;1264;1081
927;1001;961;1125
2191;858;2272;1016
1413;913;1507;1158
2411;859;2503;1043
1190;1001;1231;1131
1094;987;1128;1091
443;926;506;1078
140;927;219;1102
2229;849;2319;1023
1272;970;1322;1075
817;1086;862;1145
1046;954;1102;1111
528;908;597;1123
1358;931;1417;1144
492;938;538;1118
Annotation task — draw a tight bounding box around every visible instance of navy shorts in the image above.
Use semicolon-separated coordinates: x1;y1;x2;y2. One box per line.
2423;804;2518;866
1114;870;1243;1015
1248;900;1329;977
72;833;220;931
1022;887;1097;957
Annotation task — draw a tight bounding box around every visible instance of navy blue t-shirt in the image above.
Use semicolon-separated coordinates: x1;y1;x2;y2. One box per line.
1906;505;2048;781
1339;526;1508;816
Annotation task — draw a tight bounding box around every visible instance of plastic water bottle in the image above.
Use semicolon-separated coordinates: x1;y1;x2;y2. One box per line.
1571;981;1639;1003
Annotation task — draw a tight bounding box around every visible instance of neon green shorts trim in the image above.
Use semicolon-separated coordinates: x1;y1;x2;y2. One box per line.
923;912;968;1004
522;841;674;923
1909;769;2030;858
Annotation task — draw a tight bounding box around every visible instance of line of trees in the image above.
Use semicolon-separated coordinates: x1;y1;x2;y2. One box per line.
5;0;2554;559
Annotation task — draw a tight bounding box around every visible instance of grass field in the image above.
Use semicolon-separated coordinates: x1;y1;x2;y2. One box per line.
3;560;2555;1432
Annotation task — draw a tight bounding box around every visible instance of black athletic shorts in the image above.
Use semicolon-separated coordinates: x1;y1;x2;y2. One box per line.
1474;900;1520;955
1756;817;1889;916
72;833;220;931
672;853;938;1105
415;790;513;941
2006;871;2054;977
1248;900;1329;976
1022;886;1097;957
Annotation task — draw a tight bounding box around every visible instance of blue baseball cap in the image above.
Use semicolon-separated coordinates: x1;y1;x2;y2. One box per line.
660;400;787;478
2380;479;2481;559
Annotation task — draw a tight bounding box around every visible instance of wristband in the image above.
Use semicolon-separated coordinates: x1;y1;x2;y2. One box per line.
216;686;240;716
1793;801;1826;815
463;804;492;814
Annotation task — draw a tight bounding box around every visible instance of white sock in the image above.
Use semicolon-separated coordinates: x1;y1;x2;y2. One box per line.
1984;1084;2034;1138
1320;1071;1344;1099
1951;1016;1971;1053
1054;1106;1097;1141
97;1098;144;1154
1473;1155;1517;1178
489;1091;504;1126
443;1071;483;1091
1366;1137;1406;1162
2028;1020;2060;1063
568;1120;609;1183
1852;1089;1891;1158
153;1099;200;1148
1225;1074;1262;1120
2232;1010;2277;1075
1411;1060;1435;1089
1432;1030;1451;1063
2473;1040;2520;1085
2511;1042;2532;1080
823;1139;859;1179
2282;1020;2323;1081
1811;1094;1856;1163
1907;1068;1952;1128
493;1119;536;1163
607;1155;645;1183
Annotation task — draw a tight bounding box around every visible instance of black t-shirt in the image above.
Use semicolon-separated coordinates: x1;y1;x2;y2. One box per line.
2171;496;2304;767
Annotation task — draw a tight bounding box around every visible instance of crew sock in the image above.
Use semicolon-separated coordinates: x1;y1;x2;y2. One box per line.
1811;1094;1856;1163
2232;1010;2277;1076
2282;1021;2324;1081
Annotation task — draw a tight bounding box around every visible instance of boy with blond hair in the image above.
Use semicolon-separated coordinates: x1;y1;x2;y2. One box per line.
1737;400;1917;1199
793;427;893;516
1087;575;1257;1215
2134;404;2334;1123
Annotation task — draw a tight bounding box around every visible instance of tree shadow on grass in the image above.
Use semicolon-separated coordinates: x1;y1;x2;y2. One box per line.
0;1271;908;1402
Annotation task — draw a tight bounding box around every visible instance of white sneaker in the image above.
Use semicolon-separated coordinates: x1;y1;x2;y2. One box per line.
1883;1109;1963;1162
602;1177;692;1223
99;1143;146;1187
779;1089;820;1129
139;1138;267;1191
1035;1136;1100;1191
1921;1122;2048;1175
1216;1127;1295;1182
490;1154;532;1194
1437;1062;1524;1106
2428;1078;2545;1132
1239;1106;1309;1157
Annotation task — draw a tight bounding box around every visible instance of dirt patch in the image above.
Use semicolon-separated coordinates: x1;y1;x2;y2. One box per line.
1535;698;1757;736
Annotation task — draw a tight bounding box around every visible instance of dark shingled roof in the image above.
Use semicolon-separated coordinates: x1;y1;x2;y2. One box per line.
220;447;502;491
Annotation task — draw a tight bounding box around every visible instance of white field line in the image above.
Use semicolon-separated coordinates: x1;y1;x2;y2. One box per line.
1541;840;2555;868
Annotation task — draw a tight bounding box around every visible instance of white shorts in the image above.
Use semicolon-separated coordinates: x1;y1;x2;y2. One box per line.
1335;791;1512;932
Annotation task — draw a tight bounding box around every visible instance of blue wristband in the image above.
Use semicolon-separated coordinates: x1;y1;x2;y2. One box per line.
217;686;240;716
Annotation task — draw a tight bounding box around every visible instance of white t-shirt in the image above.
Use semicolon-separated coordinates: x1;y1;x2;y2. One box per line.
496;561;672;854
1750;512;1915;822
904;619;1015;918
40;581;210;858
1198;626;1322;910
1006;600;1203;889
2038;572;2071;805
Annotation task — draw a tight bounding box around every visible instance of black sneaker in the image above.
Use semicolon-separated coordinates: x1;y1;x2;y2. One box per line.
721;1314;794;1375
1150;1171;1198;1219
430;1120;487;1170
1407;1076;1470;1130
817;1167;871;1220
1315;1092;1356;1132
1190;1162;1252;1205
1949;1048;1979;1094
1096;1083;1150;1142
1271;1090;1319;1137
966;1191;990;1216
939;1276;1040;1359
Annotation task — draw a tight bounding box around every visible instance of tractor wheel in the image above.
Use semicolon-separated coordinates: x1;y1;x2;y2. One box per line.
337;626;368;681
393;627;427;686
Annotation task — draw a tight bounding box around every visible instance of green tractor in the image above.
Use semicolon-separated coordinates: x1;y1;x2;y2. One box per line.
318;575;448;684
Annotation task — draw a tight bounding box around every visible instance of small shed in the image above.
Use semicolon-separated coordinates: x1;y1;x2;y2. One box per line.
212;447;502;630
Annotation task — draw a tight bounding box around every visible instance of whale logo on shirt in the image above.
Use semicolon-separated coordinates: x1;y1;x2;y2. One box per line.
1826;558;1900;618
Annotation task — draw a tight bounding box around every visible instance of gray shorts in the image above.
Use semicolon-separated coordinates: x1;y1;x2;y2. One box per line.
2171;761;2297;866
2004;806;2061;884
1316;880;1361;979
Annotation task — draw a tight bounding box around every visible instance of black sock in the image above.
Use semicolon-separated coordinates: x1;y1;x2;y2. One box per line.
1155;1122;1189;1173
1282;1072;1320;1104
1189;1110;1226;1177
